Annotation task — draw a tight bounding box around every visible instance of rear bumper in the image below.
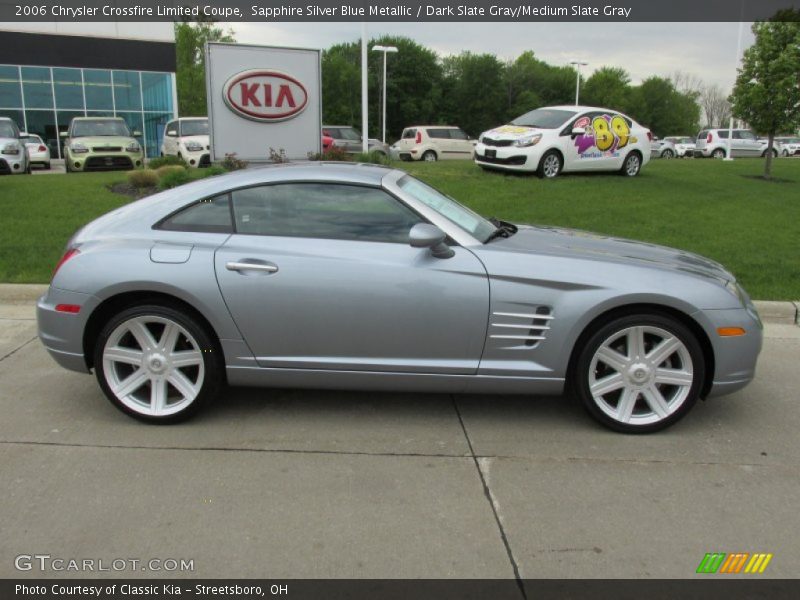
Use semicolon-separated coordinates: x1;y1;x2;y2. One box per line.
36;287;99;374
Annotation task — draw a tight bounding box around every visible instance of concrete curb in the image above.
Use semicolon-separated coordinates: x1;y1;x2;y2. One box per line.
0;284;797;326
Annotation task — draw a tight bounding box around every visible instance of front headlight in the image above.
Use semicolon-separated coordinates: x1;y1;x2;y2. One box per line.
2;142;20;155
126;141;141;153
514;133;543;148
69;142;89;154
478;133;487;144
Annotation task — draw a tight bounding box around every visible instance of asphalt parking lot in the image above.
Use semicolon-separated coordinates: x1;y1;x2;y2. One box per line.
1;297;799;581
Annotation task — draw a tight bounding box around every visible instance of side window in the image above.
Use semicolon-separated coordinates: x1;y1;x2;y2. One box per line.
325;128;339;139
717;130;729;139
450;129;468;140
231;183;424;244
158;194;233;234
735;130;756;141
402;128;416;139
427;129;450;139
165;121;178;136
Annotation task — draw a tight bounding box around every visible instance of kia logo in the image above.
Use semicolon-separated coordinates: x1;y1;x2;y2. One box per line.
223;70;308;122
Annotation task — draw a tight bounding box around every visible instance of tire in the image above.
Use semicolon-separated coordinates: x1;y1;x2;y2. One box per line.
762;149;777;158
422;150;437;162
45;162;51;170
94;304;223;424
573;312;705;433
537;150;562;179
712;148;726;159
661;149;674;159
620;152;642;177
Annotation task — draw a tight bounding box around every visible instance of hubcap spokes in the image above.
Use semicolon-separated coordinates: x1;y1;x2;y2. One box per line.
627;156;640;175
544;156;559;177
589;326;693;426
103;316;204;416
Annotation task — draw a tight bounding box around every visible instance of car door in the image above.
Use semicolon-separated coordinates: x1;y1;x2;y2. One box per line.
562;111;620;171
214;182;490;374
447;128;475;159
735;130;760;157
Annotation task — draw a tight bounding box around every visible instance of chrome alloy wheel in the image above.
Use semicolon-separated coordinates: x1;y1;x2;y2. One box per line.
588;325;694;427
625;153;641;176
102;316;205;417
542;153;561;177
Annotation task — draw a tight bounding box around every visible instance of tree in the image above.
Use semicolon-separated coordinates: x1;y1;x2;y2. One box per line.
699;84;731;128
582;66;632;112
627;77;700;138
174;19;234;117
730;15;800;178
440;52;506;136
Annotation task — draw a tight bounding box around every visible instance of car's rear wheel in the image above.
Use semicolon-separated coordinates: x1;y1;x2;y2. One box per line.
94;304;222;423
422;150;437;162
762;149;777;158
620;152;642;177
537;150;562;178
661;149;674;159
573;312;704;433
712;148;726;159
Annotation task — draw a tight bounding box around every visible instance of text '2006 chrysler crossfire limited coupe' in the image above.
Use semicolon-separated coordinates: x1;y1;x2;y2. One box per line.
37;164;762;432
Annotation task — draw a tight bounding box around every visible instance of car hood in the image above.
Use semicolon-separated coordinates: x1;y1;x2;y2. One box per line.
482;125;542;141
71;136;136;148
488;224;734;285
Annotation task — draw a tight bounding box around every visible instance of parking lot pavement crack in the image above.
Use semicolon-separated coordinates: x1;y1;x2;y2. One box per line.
0;336;36;363
451;396;527;600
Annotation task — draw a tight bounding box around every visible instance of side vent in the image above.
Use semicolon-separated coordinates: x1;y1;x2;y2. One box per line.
490;307;553;348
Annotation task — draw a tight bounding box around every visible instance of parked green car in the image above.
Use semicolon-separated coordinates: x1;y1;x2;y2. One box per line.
61;117;144;172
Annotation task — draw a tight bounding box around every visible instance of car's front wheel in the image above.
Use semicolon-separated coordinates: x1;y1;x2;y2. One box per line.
620;152;642;177
762;149;778;158
661;149;674;159
537;150;562;178
94;304;223;423
573;312;705;433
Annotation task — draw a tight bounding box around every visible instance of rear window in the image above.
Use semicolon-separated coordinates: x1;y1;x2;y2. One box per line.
697;131;708;139
717;131;729;139
402;128;417;139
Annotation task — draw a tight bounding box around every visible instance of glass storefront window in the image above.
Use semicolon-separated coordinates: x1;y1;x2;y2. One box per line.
21;67;53;109
112;71;141;111
84;70;113;111
142;72;172;112
0;65;22;108
53;68;84;110
144;112;173;158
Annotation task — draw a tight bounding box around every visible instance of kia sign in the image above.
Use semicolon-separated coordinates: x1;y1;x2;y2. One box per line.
223;70;308;122
206;43;321;161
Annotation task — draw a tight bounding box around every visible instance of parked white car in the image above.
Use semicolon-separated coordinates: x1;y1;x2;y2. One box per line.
775;137;800;157
474;105;651;178
694;129;775;159
650;137;677;159
390;126;476;161
160;117;210;167
0;117;30;175
664;136;696;158
21;132;51;170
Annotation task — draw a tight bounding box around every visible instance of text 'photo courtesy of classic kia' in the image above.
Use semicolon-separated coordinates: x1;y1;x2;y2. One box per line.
37;164;762;433
474;106;651;178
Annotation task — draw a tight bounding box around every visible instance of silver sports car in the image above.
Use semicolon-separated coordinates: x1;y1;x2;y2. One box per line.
37;163;762;432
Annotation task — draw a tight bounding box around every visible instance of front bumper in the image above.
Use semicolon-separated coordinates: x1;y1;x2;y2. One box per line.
36;287;99;373
0;156;26;174
68;151;143;171
474;142;537;171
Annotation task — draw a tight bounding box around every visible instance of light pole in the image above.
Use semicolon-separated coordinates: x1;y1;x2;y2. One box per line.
570;60;588;106
372;45;399;144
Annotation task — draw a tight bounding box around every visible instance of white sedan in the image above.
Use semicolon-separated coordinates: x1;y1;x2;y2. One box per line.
21;132;51;170
474;105;651;178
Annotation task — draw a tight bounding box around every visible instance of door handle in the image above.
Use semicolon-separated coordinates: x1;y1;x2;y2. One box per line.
226;261;278;273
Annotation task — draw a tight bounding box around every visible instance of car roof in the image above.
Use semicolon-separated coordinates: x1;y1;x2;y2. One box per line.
72;116;124;121
407;125;460;129
322;125;357;129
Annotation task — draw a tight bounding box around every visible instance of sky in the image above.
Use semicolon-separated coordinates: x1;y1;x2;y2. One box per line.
227;21;755;92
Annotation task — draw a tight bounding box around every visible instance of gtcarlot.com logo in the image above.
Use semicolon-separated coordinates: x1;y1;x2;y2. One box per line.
696;552;773;574
14;554;194;573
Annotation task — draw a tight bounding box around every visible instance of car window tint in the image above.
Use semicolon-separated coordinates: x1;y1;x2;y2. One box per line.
717;131;729;139
338;128;361;141
697;131;708;139
402;128;416;139
159;194;233;233
166;122;178;136
232;183;424;243
450;129;468;140
427;129;450;139
735;130;756;141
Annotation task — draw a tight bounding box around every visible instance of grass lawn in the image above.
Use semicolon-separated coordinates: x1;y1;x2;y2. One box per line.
0;159;798;300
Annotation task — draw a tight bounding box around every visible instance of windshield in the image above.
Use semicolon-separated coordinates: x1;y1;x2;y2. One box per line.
398;175;496;243
511;108;577;129
71;119;131;137
181;119;208;137
0;122;17;138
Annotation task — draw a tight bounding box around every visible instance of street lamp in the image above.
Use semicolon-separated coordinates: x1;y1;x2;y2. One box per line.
570;60;588;106
372;45;399;144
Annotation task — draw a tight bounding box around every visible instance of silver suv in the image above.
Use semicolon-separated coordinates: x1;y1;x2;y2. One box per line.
0;117;30;175
694;129;774;159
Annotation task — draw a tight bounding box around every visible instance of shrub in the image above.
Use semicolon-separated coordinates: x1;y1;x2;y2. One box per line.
158;169;192;190
222;153;248;171
308;145;350;162
155;165;187;179
148;155;187;169
268;147;289;163
127;169;159;189
355;151;392;166
202;165;227;177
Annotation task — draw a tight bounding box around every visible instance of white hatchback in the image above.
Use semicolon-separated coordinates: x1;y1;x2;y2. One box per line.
474;105;651;178
160;117;210;167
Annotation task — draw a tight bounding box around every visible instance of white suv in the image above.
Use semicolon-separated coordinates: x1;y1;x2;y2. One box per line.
694;129;775;159
474;105;651;178
161;117;210;167
390;126;476;161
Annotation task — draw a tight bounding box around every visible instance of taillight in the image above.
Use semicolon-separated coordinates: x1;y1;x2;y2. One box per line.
707;133;713;143
415;131;421;144
53;247;79;278
38;145;47;152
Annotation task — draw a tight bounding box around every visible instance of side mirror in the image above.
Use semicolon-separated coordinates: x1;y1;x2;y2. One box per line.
409;223;454;259
133;130;142;137
571;127;586;137
60;131;68;138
